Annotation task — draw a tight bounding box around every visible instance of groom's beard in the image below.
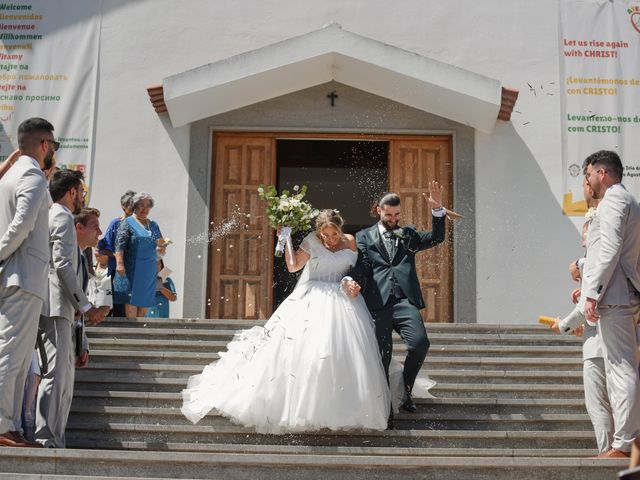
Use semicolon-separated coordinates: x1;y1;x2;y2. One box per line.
380;219;399;230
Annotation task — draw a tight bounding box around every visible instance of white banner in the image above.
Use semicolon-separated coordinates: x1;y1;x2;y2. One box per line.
560;0;640;216
0;0;101;185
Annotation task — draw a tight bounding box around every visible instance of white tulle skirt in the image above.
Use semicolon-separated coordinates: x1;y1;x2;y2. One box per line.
181;280;392;433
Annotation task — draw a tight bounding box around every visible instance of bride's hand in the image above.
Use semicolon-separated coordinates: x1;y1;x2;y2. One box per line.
344;280;361;298
423;181;443;209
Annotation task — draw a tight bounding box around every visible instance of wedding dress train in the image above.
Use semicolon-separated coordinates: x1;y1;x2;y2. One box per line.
181;234;392;433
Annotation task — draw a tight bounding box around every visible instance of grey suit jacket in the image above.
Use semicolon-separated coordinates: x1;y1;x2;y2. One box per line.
41;202;91;321
0;155;50;300
582;184;640;305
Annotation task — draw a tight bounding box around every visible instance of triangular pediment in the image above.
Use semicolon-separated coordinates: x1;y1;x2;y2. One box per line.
161;24;512;133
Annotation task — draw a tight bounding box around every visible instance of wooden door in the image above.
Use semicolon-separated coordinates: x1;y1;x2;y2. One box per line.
389;136;453;322
207;134;275;319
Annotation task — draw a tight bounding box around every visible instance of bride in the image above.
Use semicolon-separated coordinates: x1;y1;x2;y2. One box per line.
181;209;391;433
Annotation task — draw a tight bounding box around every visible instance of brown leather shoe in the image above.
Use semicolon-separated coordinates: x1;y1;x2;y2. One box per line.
11;431;42;448
0;431;42;448
0;431;28;447
596;448;630;458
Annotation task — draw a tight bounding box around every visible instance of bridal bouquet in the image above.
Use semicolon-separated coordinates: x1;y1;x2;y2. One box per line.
257;184;319;261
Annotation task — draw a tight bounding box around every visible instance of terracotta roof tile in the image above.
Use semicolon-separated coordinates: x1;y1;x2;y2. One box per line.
498;87;519;121
146;84;167;114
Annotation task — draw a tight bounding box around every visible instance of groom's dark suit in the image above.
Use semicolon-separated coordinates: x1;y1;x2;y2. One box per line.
351;216;445;393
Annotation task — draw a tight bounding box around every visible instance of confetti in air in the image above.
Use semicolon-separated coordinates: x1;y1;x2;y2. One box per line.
186;210;248;246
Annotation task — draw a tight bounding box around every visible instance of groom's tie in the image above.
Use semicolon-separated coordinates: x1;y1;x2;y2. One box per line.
382;230;396;259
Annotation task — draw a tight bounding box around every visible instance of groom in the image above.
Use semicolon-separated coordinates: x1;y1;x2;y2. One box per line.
347;182;446;414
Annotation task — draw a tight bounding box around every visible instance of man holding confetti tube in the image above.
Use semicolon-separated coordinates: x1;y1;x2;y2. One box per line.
550;176;614;454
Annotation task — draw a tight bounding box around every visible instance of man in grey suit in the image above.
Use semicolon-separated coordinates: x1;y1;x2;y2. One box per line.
35;169;104;448
0;118;56;448
582;150;640;458
552;177;613;454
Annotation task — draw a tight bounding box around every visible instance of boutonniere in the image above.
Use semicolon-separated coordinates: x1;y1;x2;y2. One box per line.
391;225;418;252
390;228;404;240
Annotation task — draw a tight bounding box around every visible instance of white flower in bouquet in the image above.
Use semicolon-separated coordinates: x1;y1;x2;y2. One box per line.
258;184;319;260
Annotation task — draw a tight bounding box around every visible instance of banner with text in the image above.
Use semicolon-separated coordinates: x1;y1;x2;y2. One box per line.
0;0;101;182
560;0;640;215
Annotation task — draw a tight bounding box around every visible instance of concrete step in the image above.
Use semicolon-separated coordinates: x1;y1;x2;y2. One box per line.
65;422;600;449
68;403;594;431
89;349;218;365
73;371;585;397
84;352;584;370
71;390;589;414
432;383;584;399
86;339;582;357
95;318;566;336
65;439;600;458
0;448;624;480
86;326;580;346
78;363;584;385
86;319;578;342
97;317;262;330
0;475;196;480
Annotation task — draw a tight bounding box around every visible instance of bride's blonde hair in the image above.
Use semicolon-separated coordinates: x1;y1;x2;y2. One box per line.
314;209;345;241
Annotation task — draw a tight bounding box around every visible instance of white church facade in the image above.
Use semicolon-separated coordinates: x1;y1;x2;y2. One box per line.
57;1;623;323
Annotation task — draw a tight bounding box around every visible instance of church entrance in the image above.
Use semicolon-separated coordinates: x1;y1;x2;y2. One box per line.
273;138;389;308
207;132;453;323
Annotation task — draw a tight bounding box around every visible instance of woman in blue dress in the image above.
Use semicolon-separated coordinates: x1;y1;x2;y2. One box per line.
114;192;166;318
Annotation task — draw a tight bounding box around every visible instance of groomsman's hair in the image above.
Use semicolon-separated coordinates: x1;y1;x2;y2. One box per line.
17;117;54;150
584;150;623;181
49;169;84;202
75;207;101;226
371;192;400;217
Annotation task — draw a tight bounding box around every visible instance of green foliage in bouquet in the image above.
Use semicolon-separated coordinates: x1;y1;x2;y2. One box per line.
257;184;319;234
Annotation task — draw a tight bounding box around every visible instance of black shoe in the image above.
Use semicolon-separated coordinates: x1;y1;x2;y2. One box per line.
400;392;417;413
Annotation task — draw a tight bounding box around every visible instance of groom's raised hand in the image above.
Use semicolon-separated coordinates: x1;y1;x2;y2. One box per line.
422;181;443;210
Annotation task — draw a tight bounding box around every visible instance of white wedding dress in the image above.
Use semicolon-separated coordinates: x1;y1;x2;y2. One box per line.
181;233;391;433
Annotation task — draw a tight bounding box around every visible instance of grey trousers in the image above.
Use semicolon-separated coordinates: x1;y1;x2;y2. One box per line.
35;315;76;448
596;294;640;452
583;357;614;453
0;286;42;434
